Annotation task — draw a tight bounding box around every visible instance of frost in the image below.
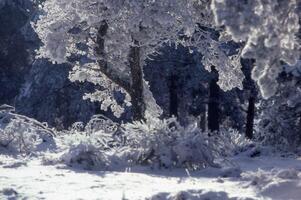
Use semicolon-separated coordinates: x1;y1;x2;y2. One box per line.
68;62;130;118
211;0;300;98
0;105;55;154
122;117;221;169
34;0;244;118
255;75;301;149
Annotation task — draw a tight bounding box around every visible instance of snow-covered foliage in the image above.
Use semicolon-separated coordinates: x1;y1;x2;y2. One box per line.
184;29;244;92
122;117;221;170
48;132;111;170
35;0;204;64
48;114;125;170
68;62;131;118
42;115;253;171
84;114;119;135
0;105;55;154
34;0;244;118
4;1;301;199
63;116;123;151
54;129;131;170
212;0;300;98
59;136;111;170
255;73;301;150
16;59;100;129
210;128;253;157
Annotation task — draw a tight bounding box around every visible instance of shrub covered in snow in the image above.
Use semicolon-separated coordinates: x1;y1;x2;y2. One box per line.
54;115;125;170
210;128;253;157
122;117;220;170
56;136;127;170
59;141;110;170
43;134;106;169
84;115;119;135
51;115;251;171
66;115;123;149
122;118;253;170
0;105;55;154
255;74;301;151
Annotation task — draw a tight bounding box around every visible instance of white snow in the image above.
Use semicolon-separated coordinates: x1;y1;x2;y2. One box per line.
1;111;300;199
2;153;301;200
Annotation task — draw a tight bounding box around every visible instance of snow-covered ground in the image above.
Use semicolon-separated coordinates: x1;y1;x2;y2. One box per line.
1;109;301;200
1;153;301;200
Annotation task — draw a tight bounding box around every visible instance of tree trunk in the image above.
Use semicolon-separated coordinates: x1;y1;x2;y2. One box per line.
96;22;131;93
129;41;145;121
96;22;144;121
208;66;220;132
169;75;178;117
246;96;255;139
241;58;257;139
199;111;207;132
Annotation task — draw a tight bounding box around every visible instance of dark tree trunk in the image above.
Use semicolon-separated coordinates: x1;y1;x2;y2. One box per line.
199;112;207;132
96;21;108;58
96;22;144;120
169;75;178;117
241;59;257;139
208;66;220;132
129;41;145;121
246;96;255;139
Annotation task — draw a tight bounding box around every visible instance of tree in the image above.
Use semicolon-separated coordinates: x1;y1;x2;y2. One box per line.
34;0;245;121
245;96;255;139
208;66;220;132
256;65;301;149
145;43;245;131
168;74;179;118
0;0;36;105
128;40;145;120
241;59;258;139
212;0;300;99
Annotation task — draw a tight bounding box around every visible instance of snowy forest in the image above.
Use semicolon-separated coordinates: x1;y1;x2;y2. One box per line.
1;0;301;199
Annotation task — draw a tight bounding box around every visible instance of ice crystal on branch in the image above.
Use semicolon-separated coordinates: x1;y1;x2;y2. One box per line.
212;0;300;98
34;0;245;117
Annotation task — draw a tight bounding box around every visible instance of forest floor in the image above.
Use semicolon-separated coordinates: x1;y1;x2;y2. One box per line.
1;152;301;200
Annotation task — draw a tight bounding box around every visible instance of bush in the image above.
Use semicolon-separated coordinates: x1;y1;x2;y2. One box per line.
57;132;128;170
67;115;124;149
210;128;253;157
56;117;125;170
0;105;55;154
60;142;110;170
84;114;119;135
53;115;250;171
122;117;220;170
